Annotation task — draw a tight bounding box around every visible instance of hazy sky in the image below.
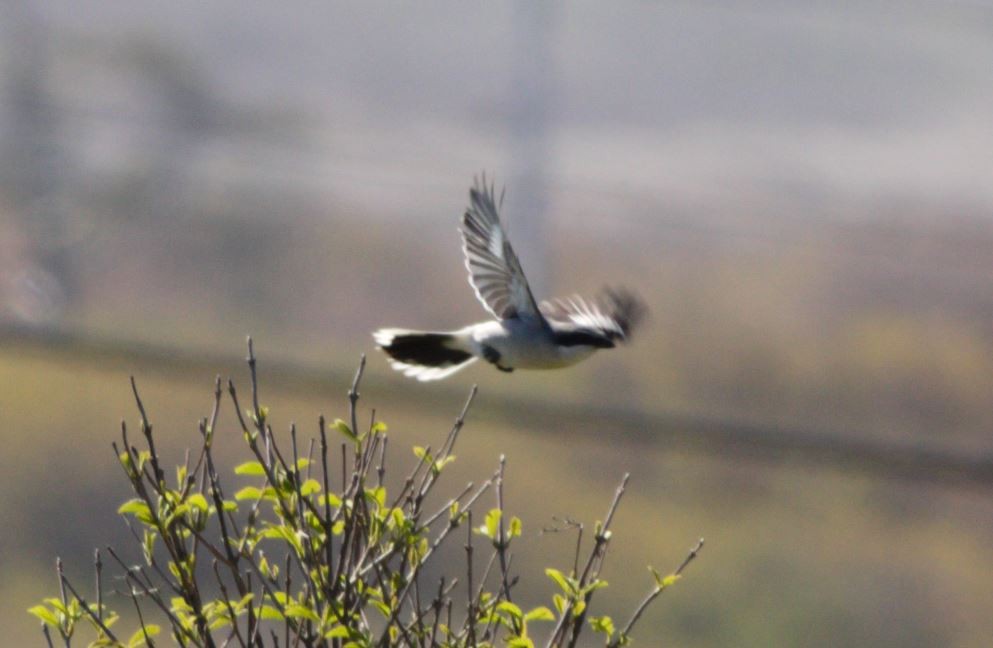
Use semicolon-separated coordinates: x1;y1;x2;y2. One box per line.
8;0;993;222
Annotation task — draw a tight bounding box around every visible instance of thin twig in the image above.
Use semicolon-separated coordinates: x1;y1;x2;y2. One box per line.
55;559;70;648
548;473;630;648
495;455;512;603
93;549;103;624
59;568;120;643
128;588;156;648
131;375;164;485
610;538;705;648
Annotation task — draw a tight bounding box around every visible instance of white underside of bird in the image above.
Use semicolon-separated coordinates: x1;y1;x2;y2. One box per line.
373;177;646;381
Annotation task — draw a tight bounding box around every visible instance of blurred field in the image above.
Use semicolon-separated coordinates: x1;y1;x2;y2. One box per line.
4;339;993;648
4;3;993;646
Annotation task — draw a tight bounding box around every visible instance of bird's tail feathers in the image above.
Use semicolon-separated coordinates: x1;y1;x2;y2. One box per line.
373;329;477;381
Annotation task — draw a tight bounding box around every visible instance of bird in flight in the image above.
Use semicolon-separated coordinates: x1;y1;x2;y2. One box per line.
373;176;646;381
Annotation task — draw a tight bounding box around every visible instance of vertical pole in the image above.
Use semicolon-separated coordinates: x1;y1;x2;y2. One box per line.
507;0;556;295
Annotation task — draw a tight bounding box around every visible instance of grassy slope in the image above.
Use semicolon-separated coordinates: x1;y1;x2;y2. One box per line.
3;345;993;647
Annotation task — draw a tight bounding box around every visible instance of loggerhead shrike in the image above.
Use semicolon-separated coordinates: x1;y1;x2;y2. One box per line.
373;177;646;381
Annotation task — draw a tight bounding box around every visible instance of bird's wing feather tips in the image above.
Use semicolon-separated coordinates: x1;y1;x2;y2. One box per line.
389;358;478;381
540;288;647;342
459;175;541;321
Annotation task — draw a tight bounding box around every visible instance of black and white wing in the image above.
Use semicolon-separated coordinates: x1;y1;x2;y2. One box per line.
460;177;541;320
540;288;647;343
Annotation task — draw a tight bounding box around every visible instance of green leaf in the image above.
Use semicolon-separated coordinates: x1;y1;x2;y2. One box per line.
484;508;502;539
43;598;66;614
319;492;342;508
284;604;320;622
508;638;534;648
89;640;118;648
142;529;157;564
170;598;192;613
333;419;357;443
524;606;555;623
234;461;266;476
545;568;574;595
234;486;263;501
497;601;523;621
412;446;429;461
259;605;284;620
433;455;456;474
260;525;304;554
186;494;209;513
371;421;388;436
649;565;681;589
233;593;254;612
300;479;321;496
370;598;392;618
117;499;148;515
365;486;387;508
258;554;278;579
127;624;160;647
324;626;351;639
27;605;59;627
590;615;615;636
117;499;154;525
208;616;232;631
581;578;609;595
509;516;522;538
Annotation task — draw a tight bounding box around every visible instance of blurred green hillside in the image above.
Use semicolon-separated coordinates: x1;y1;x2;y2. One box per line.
4;338;993;647
17;209;993;452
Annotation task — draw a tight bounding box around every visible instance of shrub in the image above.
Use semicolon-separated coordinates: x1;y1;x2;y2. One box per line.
30;339;702;647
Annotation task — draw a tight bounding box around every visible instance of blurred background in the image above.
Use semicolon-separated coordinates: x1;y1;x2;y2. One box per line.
2;1;993;646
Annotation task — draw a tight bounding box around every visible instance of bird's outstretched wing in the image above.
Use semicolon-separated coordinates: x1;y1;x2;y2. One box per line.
460;176;541;320
540;288;647;343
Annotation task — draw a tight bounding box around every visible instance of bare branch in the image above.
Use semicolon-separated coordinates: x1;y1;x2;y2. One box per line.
59;567;120;643
610;538;705;648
